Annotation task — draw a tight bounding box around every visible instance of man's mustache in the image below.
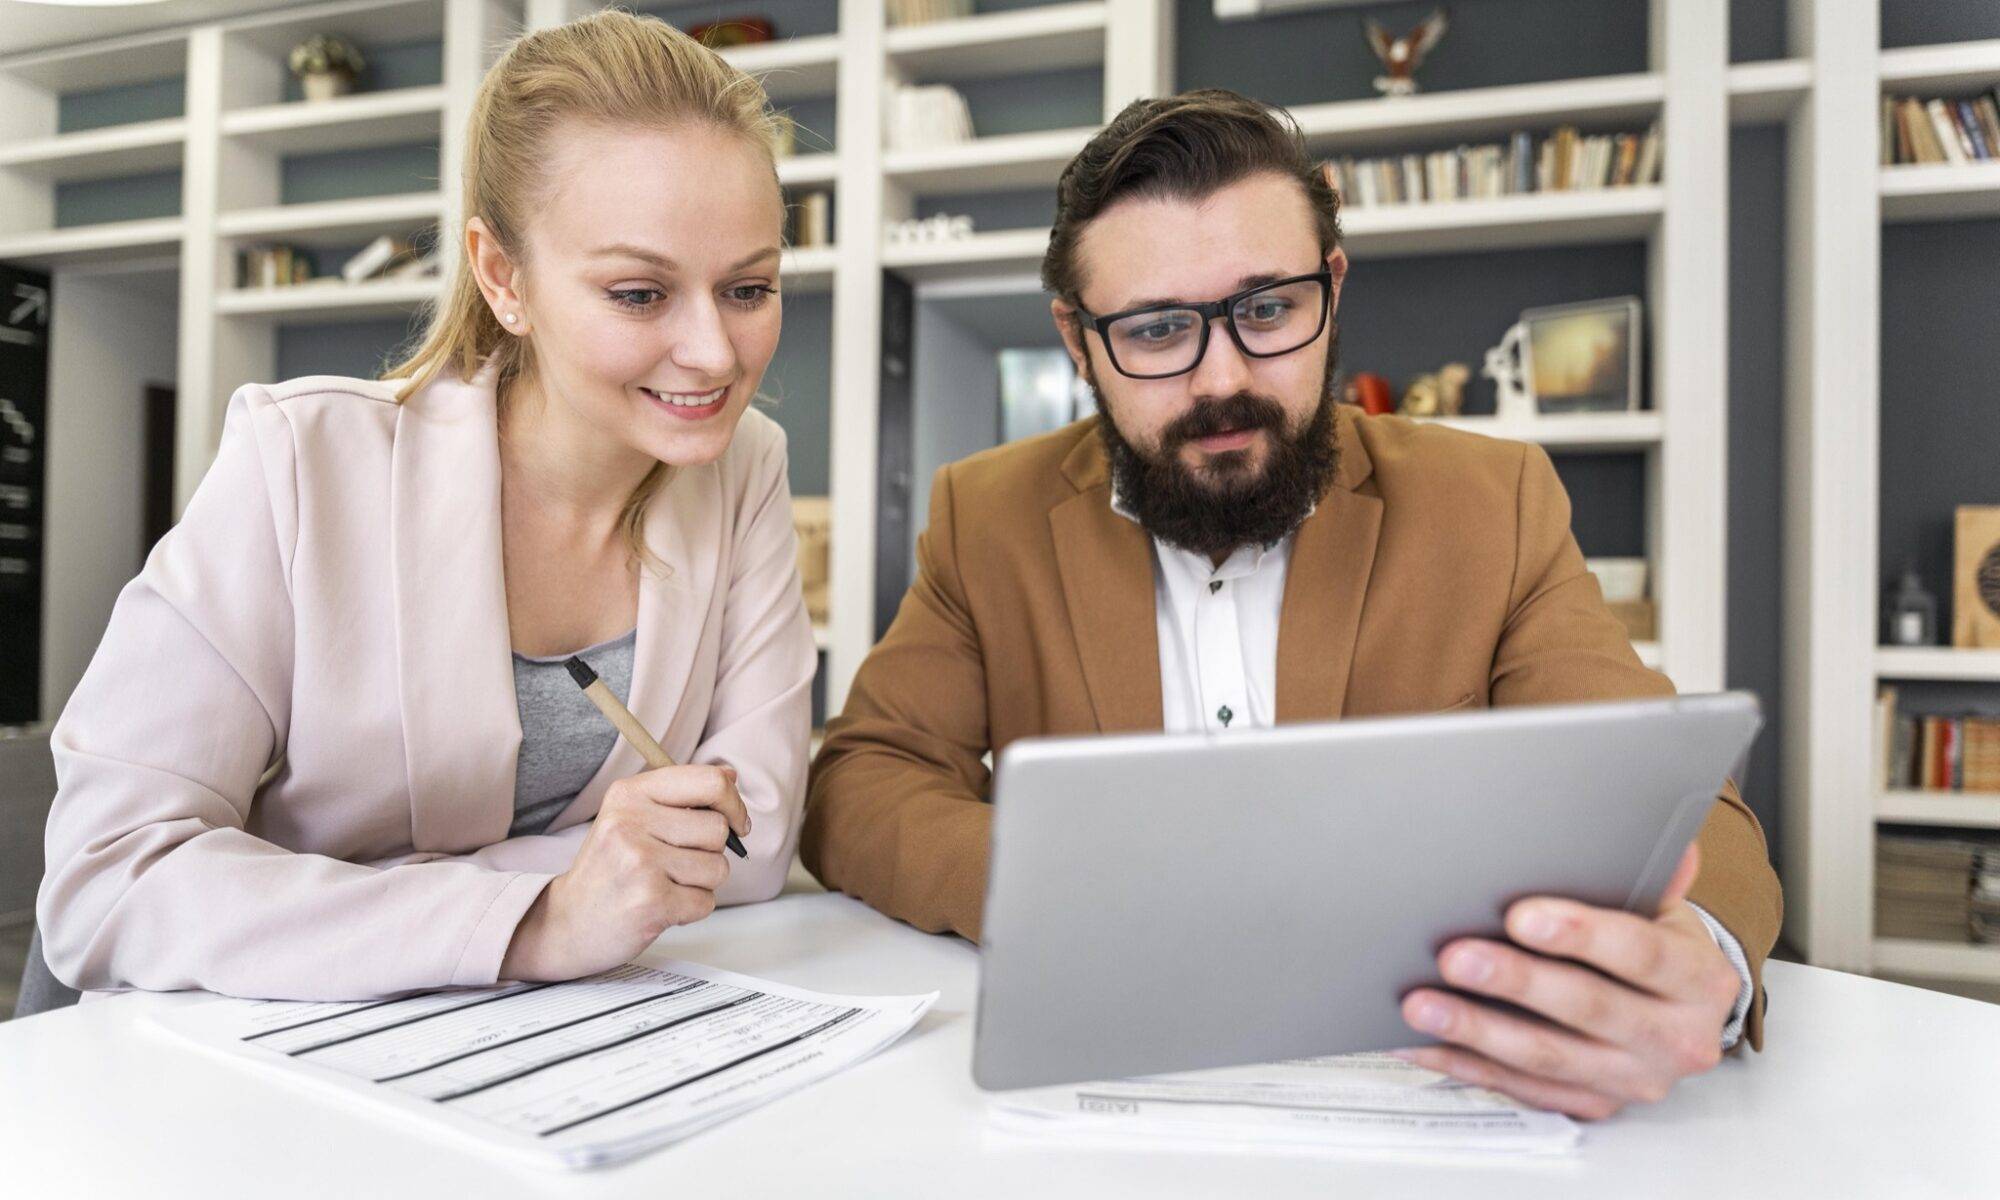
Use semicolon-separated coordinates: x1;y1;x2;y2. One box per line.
1159;393;1288;451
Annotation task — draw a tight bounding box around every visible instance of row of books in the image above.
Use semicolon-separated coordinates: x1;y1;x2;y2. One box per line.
1882;91;2000;166
1876;688;2000;792
1876;831;2000;944
1328;123;1662;209
884;83;974;151
236;234;437;291
886;0;971;26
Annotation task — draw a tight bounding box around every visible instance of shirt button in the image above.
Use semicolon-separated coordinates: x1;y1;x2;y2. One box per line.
1209;580;1223;594
1217;705;1234;727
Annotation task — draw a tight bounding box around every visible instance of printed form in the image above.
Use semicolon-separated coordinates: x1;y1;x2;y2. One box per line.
155;961;937;1169
988;1052;1580;1155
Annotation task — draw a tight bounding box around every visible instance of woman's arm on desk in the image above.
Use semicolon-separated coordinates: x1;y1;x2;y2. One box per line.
37;391;551;1001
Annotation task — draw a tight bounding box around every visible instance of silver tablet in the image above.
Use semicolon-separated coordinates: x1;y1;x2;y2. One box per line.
972;691;1762;1091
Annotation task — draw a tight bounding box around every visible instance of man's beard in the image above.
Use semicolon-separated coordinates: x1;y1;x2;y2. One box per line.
1092;329;1341;560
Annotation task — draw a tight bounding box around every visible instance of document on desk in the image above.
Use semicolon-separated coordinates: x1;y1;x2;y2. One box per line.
153;960;937;1170
987;1053;1580;1156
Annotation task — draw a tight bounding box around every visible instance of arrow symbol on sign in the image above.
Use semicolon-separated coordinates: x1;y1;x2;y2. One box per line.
10;284;48;327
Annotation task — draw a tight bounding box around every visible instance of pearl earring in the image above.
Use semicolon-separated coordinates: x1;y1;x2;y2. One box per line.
503;312;518;325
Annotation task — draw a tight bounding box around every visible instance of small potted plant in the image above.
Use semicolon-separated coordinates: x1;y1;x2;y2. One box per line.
289;34;366;102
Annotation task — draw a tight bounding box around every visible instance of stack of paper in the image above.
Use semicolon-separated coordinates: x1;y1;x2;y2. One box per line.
155;961;936;1170
1876;833;1980;942
988;1053;1579;1156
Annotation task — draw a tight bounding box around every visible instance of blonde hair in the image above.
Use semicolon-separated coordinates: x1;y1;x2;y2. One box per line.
384;8;785;559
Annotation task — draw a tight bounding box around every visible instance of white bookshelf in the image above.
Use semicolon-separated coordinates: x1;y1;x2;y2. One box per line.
0;0;1745;755
1785;5;2000;985
1877;790;2000;829
882;125;1096;194
1877;647;2000;682
1873;938;2000;983
219;86;446;154
215;275;441;317
1417;411;1665;453
1340;187;1666;257
885;1;1107;80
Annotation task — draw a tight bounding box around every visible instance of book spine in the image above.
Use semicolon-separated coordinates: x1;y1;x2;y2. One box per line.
1928;99;1969;164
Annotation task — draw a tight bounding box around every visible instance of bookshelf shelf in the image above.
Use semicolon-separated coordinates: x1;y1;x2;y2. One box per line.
883;125;1094;194
1415;411;1664;453
780;245;838;292
720;33;841;103
885;2;1107;81
778;153;839;188
882;227;1049;281
227;0;446;56
216;192;444;246
1292;73;1663;156
1873;938;2000;983
220;87;447;155
1880;39;2000;93
1;30;187;91
0;118;186;182
1727;58;1812;124
1880;162;2000;223
0;217;185;269
1878;789;2000;829
1340;186;1663;258
215;276;441;318
1876;647;2000;682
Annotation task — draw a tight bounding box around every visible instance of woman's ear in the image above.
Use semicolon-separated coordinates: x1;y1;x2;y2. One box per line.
466;216;530;335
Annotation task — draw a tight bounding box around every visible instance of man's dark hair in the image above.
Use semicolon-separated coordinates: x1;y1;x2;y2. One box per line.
1039;88;1343;308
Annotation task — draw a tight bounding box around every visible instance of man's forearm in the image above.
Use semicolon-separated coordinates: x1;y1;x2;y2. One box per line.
801;757;995;941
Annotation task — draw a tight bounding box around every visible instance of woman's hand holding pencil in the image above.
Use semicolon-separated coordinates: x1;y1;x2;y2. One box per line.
500;763;751;980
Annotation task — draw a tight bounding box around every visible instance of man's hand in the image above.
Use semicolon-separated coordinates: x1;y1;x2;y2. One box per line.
1395;842;1744;1120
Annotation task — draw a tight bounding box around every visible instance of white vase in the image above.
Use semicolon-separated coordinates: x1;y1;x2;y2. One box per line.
301;72;352;102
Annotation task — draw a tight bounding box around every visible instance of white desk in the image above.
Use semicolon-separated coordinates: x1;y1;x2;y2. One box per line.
3;891;1997;1197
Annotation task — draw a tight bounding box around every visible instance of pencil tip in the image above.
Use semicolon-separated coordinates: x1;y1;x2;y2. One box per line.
564;656;598;689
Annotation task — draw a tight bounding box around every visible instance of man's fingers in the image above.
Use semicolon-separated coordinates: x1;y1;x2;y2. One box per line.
1400;987;1660;1104
1658;841;1701;913
1397;1045;1627;1122
1437;937;1668;1052
1503;897;1718;1002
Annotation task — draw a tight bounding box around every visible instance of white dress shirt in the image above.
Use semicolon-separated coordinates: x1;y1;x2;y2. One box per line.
1111;489;1755;1049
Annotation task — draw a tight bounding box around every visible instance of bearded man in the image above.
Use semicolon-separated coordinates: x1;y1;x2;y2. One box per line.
801;89;1780;1121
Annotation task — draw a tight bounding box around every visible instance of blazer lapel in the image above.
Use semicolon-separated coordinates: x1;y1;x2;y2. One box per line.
389;362;521;852
548;463;722;831
1275;406;1382;723
1049;429;1163;733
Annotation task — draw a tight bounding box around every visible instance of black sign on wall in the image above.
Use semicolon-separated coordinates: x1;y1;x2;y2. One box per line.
0;264;50;725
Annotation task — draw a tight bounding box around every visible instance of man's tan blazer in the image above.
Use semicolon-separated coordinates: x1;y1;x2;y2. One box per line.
802;405;1781;1047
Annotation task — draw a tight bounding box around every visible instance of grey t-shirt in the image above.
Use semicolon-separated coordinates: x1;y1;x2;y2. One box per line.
510;628;637;837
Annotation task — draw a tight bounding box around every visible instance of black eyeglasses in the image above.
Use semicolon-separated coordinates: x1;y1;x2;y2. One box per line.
1074;269;1334;380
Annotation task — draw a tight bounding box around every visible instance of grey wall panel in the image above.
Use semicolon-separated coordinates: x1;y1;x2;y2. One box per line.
1879;218;2000;619
1729;124;1787;844
56;78;184;133
762;290;833;496
53;170;181;227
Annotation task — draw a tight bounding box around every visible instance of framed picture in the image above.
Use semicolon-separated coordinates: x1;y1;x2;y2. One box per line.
1520;296;1643;415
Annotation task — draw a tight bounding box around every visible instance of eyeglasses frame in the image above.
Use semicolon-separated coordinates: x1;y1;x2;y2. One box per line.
1072;268;1336;381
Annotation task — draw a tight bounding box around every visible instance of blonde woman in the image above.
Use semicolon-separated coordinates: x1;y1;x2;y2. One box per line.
33;11;815;1002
